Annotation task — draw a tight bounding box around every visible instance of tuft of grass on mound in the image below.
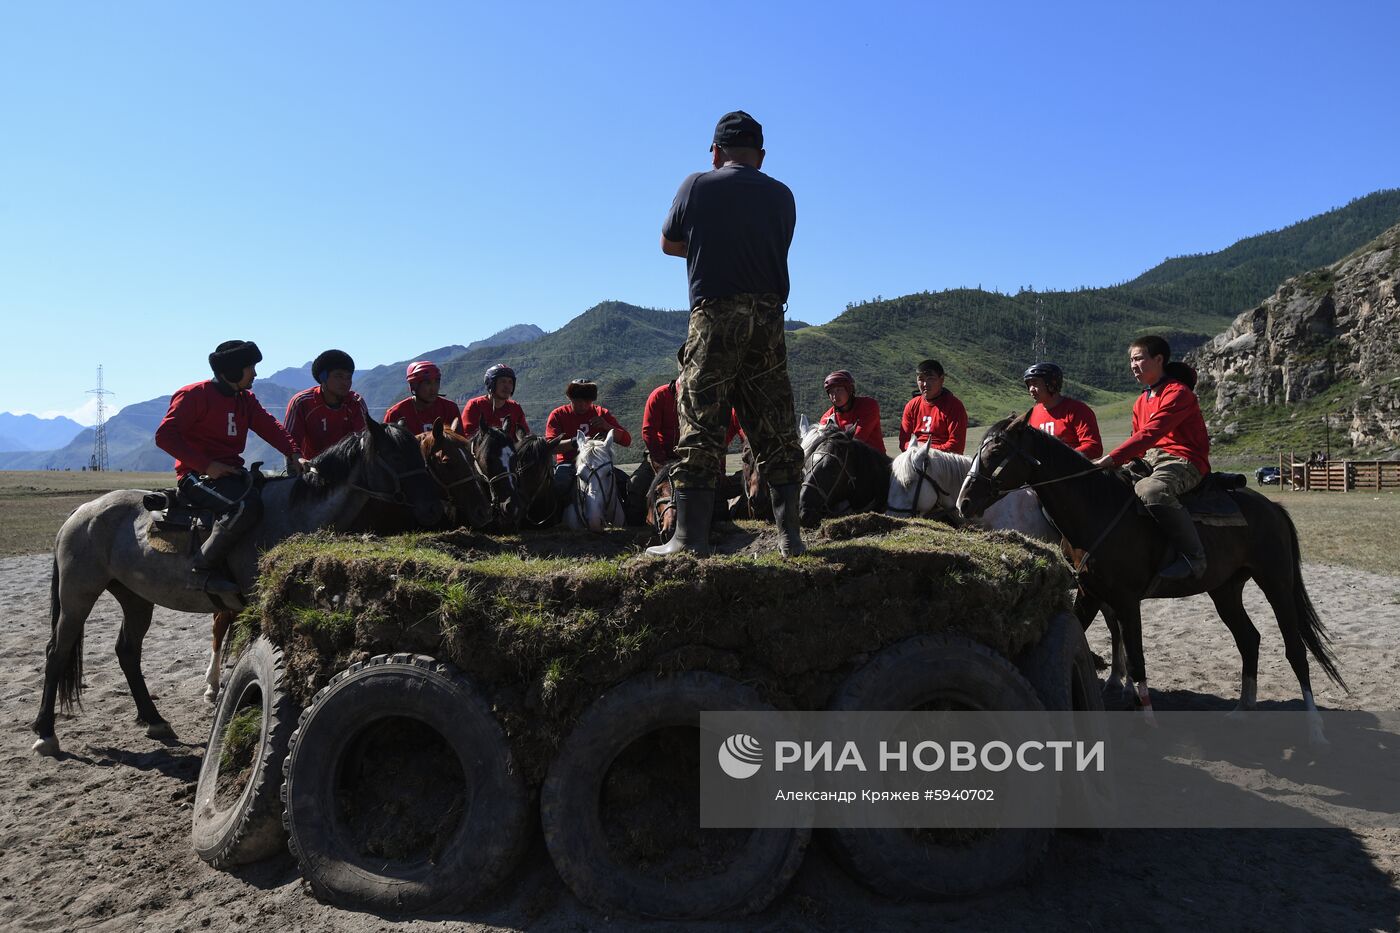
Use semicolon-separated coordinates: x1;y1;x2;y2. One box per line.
251;520;1071;784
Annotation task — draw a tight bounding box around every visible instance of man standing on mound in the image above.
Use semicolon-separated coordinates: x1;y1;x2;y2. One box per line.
651;110;805;558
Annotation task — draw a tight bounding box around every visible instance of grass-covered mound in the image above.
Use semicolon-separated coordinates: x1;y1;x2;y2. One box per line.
248;515;1071;783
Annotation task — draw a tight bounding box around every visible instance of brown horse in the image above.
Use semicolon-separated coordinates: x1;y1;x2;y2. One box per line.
420;419;492;530
958;412;1344;742
645;461;678;544
737;435;773;521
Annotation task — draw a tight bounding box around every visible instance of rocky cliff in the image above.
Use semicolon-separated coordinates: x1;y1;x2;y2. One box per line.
1190;224;1400;457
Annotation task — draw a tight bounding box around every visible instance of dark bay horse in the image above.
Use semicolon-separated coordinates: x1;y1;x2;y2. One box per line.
645;461;678;544
798;419;892;528
957;412;1343;742
513;431;561;527
32;418;443;756
420;419;492;530
468;425;524;531
737;435;772;521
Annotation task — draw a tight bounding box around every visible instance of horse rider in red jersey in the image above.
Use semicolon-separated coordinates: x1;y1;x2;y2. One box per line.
284;349;369;459
818;370;886;455
459;363;531;436
155;340;310;593
1092;335;1210;582
899;359;968;454
544;379;632;507
384;360;463;435
1023;362;1103;458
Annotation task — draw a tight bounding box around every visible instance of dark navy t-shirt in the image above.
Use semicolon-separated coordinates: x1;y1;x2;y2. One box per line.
662;163;796;307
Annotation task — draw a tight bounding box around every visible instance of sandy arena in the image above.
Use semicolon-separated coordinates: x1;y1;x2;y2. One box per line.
2;549;1398;932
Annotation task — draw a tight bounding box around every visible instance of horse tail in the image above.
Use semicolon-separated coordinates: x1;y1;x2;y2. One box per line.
48;554;85;714
1279;503;1346;690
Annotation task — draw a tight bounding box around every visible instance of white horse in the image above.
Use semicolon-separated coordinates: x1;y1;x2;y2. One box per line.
887;439;1057;543
563;428;625;532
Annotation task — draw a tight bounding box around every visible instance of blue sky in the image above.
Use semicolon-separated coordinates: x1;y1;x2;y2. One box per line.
2;1;1396;423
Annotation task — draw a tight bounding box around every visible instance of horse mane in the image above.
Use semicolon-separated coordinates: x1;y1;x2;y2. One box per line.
892;442;970;490
290;430;365;503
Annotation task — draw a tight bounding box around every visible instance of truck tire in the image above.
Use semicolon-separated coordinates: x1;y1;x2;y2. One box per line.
192;635;297;867
1019;611;1105;712
826;633;1053;900
541;671;810;919
281;654;527;914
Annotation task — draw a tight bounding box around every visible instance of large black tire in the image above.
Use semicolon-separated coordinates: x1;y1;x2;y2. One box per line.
192;635;297;867
541;671;810;920
826;634;1053;900
1018;611;1105;712
280;654;528;914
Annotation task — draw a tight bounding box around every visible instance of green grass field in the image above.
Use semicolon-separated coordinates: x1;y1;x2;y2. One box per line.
2;466;1395;575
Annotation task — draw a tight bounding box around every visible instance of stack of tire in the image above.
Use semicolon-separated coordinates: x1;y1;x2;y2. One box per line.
194;612;1099;918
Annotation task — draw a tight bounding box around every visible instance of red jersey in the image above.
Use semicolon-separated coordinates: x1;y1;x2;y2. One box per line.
155;380;301;480
1109;378;1211;475
284;386;369;459
459;395;530;436
385;395;463;435
899;390;967;454
641;382;740;463
820;395;886;455
544;404;632;463
1028;396;1103;459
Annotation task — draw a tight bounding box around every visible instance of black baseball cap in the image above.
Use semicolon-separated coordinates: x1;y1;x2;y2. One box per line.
713;111;763;150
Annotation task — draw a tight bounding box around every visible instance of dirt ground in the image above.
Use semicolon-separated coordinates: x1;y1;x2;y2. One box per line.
2;545;1399;932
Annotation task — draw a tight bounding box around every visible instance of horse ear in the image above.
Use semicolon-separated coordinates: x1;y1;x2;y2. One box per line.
515;426;528;445
432;418;445;443
574;427;587;444
547;435;564;451
799;413;811;435
602;429;615;450
843;423;857;437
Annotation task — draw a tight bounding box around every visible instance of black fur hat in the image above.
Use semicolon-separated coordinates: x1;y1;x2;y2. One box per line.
312;349;355;383
209;340;262;381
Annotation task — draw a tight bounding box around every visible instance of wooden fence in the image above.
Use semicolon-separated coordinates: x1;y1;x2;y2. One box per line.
1280;452;1400;492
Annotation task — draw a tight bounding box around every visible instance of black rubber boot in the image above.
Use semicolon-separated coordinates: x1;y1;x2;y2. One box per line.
190;501;256;594
769;483;806;558
645;487;715;557
1148;502;1206;581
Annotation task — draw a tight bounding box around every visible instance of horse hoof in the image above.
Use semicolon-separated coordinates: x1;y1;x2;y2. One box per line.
32;736;60;757
146;721;178;741
203;686;218;705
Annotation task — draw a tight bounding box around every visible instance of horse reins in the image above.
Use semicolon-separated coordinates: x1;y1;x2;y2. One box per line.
347;436;429;505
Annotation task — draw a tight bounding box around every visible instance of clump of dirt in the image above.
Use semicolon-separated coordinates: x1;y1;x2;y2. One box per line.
254;517;1071;785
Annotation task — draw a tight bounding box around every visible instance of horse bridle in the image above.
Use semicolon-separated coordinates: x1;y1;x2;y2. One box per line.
347;433;430;506
971;429;1127;577
574;455;618;526
886;454;954;517
802;433;882;514
471;439;519;523
649;464;676;533
512;442;555;527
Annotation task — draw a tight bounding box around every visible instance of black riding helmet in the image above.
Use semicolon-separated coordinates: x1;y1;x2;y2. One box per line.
209;340;262;382
1022;362;1063;394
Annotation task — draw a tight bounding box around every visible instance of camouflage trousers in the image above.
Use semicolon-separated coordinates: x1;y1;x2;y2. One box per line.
674;293;803;491
1133;449;1203;508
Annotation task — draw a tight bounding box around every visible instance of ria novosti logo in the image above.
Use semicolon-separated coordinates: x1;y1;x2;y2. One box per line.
718;733;764;779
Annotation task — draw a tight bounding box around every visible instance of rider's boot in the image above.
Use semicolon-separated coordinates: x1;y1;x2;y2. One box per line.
646;487;715;557
1147;501;1206;581
191;500;257;594
769;483;806;558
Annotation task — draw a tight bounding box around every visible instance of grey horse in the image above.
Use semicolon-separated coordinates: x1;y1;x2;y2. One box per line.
30;417;443;756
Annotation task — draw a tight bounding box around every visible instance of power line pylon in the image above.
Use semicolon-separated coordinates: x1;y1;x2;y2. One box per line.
87;365;114;472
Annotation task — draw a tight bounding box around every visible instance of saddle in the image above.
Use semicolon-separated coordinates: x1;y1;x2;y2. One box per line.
1123;462;1249;527
141;463;267;543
